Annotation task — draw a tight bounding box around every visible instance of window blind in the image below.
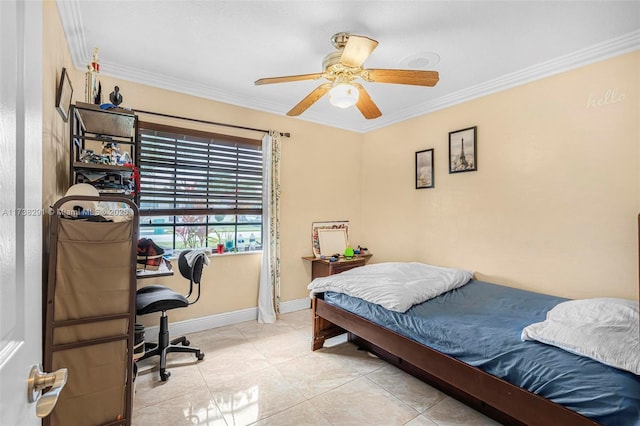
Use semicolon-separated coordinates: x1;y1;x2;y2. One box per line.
138;122;263;217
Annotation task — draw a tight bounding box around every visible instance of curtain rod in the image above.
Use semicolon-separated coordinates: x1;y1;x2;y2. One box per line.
132;108;291;138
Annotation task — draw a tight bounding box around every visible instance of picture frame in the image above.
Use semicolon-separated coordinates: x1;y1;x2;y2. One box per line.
55;67;73;122
311;221;349;258
449;126;477;173
415;148;434;189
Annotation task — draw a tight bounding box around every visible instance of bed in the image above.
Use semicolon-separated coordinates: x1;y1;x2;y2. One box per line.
309;218;640;426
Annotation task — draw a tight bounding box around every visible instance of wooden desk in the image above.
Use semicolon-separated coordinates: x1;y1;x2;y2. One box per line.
136;260;174;279
303;253;372;350
302;254;372;280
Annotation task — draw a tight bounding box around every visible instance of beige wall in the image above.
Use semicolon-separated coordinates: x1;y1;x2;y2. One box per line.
43;1;363;326
44;2;638;329
362;51;640;300
89;75;363;326
42;0;79;276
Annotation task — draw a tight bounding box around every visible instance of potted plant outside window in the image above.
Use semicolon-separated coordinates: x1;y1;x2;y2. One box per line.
207;229;225;254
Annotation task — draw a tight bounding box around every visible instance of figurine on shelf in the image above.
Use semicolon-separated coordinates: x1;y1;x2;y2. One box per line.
344;246;355;259
102;142;120;165
109;86;123;106
85;47;101;104
119;151;132;165
94;81;102;105
90;47;99;72
79;149;95;163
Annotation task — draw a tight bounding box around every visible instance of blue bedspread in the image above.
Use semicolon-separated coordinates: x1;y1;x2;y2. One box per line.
325;280;640;426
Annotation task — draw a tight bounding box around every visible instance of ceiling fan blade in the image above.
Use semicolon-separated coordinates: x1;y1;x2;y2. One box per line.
287;83;332;116
366;69;439;86
353;83;381;120
255;73;323;86
340;35;379;67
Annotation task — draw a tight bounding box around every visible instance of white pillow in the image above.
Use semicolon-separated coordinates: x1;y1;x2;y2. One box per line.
522;298;639;375
308;262;473;312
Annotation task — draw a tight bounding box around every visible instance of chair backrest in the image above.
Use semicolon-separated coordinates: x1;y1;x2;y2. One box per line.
177;250;206;304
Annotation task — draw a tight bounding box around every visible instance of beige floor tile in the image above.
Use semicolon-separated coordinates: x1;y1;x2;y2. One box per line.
404;414;441;425
206;365;306;425
132;313;505;426
423;397;502;426
324;341;387;375
132;388;226;426
186;324;250;353
252;400;332;426
135;348;204;383
134;363;208;408
367;364;447;412
197;341;272;384
250;328;312;365
234;319;295;341
274;351;363;399
277;308;313;329
310;376;420;425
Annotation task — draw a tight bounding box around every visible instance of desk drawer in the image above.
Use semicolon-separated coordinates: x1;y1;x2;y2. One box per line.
329;259;366;275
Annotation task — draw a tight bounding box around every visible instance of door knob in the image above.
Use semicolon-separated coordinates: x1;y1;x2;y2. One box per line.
27;364;68;418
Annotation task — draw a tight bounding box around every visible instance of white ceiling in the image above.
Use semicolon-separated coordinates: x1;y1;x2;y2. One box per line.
57;1;640;133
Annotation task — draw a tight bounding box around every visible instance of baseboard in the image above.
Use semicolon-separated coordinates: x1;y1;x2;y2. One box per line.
144;306;258;337
279;297;311;314
142;298;311;337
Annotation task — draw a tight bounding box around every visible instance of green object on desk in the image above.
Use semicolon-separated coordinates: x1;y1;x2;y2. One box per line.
344;246;354;259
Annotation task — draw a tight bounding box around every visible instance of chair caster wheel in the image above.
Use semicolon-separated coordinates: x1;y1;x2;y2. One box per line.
183;339;190;346
160;370;171;381
197;352;205;361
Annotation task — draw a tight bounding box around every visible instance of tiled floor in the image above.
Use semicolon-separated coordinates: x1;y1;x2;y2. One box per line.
133;309;501;426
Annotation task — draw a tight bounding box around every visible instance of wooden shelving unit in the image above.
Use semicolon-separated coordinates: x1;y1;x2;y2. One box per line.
69;102;139;201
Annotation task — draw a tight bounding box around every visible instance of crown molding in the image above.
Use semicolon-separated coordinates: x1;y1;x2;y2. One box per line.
369;30;640;132
96;61;368;133
57;0;640;134
56;0;90;68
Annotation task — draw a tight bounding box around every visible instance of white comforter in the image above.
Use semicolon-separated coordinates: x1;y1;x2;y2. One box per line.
307;262;473;313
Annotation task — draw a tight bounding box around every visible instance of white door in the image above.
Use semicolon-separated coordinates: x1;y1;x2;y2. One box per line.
0;0;44;424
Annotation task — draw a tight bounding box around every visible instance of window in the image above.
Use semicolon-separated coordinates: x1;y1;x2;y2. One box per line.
138;122;263;253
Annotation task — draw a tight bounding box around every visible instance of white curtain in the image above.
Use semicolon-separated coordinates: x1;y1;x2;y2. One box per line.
258;130;281;323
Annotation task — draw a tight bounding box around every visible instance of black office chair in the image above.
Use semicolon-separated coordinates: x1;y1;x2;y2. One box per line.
136;250;206;381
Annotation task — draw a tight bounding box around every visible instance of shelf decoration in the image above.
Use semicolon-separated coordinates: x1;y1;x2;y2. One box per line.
312;221;349;258
85;47;101;104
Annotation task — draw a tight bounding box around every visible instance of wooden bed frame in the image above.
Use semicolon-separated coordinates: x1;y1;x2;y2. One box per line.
310;214;640;426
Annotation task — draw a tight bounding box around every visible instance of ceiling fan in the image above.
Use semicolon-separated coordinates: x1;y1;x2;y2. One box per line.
254;32;439;119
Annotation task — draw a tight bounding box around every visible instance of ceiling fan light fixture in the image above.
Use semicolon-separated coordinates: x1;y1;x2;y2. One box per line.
328;83;359;109
255;32;438;119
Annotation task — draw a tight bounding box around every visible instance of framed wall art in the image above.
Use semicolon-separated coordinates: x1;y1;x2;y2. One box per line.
55;67;73;122
449;126;477;173
415;148;434;189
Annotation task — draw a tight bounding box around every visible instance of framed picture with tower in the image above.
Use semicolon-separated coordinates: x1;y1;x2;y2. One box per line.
449;126;477;173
